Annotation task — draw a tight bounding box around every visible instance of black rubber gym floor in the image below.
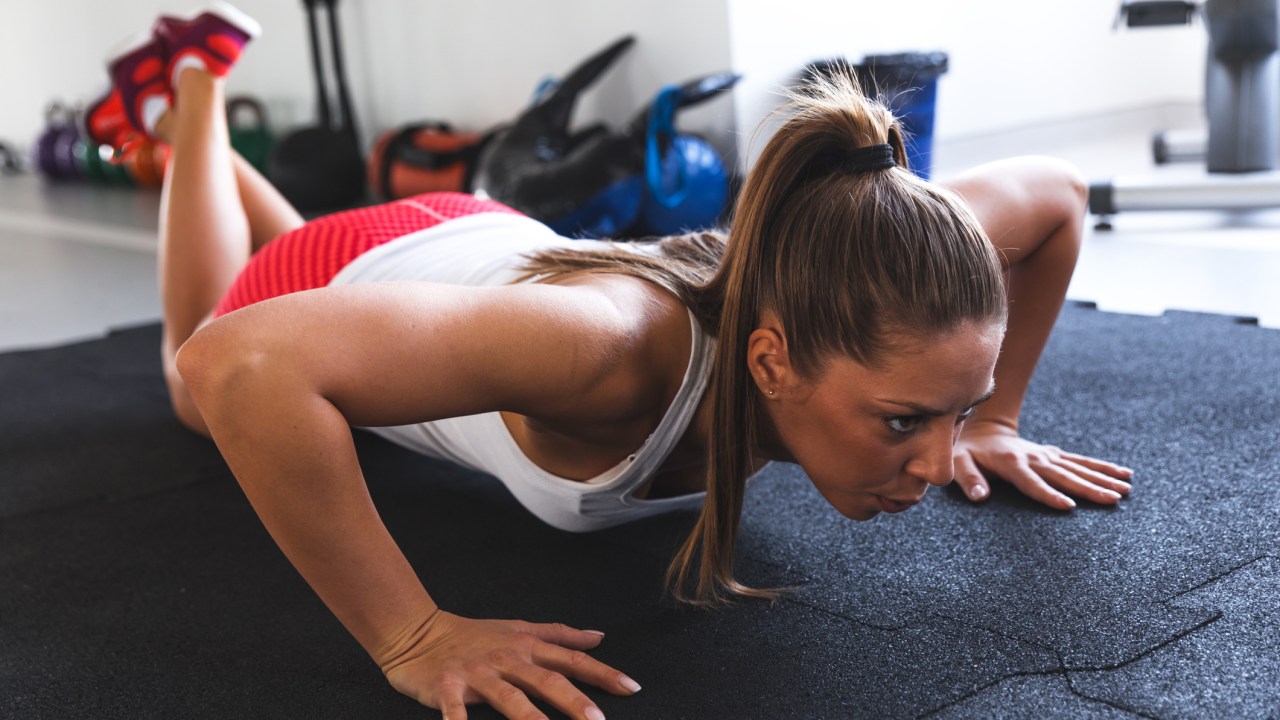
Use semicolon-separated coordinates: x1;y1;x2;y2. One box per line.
3;303;1277;719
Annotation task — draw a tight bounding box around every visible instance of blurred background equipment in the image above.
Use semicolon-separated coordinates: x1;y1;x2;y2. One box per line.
34;98;174;188
35;102;83;182
227;96;275;174
1089;0;1280;222
630;74;738;237
0;141;22;175
471;36;738;239
268;0;365;212
367;121;491;200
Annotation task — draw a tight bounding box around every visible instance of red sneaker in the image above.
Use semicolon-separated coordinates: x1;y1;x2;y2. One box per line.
153;1;261;87
81;87;131;148
105;31;172;140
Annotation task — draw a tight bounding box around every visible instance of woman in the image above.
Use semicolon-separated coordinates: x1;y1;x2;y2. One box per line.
93;4;1134;719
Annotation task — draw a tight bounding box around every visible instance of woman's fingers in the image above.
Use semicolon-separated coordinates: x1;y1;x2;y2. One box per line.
502;660;608;720
473;675;551;720
533;642;641;697
439;681;470;720
1034;461;1123;505
952;451;989;502
476;621;637;718
1056;457;1132;495
518;621;606;651
958;430;1135;510
1058;450;1134;480
996;456;1076;510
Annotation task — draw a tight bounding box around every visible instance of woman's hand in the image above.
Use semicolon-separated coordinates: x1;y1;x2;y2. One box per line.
952;419;1133;510
379;609;640;720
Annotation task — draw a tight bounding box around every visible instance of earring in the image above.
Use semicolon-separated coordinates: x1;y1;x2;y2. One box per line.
767;389;775;396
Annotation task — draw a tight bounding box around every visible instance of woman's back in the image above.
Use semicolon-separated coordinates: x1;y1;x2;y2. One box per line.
317;208;721;509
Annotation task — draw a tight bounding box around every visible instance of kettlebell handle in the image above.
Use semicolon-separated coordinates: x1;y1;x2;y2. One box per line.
645;86;689;208
44;101;72;128
627;72;740;139
227;97;268;129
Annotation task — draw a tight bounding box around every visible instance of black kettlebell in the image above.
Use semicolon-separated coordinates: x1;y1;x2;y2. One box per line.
268;0;365;211
1;140;23;175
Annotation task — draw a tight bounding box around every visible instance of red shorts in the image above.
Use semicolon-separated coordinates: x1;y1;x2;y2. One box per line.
213;192;522;317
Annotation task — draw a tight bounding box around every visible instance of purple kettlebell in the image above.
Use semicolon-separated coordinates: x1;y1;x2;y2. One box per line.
35;102;82;181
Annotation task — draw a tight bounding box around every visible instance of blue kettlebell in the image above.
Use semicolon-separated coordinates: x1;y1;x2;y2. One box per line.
636;83;732;236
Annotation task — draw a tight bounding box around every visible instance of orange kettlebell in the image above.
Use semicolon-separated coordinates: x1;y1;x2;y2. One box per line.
121;139;171;187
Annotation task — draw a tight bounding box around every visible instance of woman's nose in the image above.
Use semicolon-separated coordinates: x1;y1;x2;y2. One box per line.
905;425;957;487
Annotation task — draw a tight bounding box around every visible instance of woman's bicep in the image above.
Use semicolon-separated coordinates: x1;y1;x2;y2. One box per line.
178;281;635;427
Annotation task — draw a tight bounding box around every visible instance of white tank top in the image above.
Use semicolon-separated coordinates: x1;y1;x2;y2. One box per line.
328;212;729;532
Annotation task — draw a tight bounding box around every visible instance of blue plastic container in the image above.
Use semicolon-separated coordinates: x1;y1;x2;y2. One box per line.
807;52;949;180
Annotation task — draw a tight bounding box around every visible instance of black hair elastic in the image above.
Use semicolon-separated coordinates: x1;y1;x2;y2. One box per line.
846;143;897;173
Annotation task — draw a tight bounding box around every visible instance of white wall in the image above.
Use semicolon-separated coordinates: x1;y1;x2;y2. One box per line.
346;0;736;153
727;0;1207;167
2;0;1206;174
1;0;736;160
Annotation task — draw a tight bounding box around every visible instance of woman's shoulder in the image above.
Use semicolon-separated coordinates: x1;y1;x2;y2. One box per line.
533;272;696;423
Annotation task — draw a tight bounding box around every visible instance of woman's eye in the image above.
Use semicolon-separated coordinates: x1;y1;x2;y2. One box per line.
956;406;977;424
886;416;922;434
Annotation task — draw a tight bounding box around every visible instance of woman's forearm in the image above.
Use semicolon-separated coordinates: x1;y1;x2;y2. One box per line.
179;347;437;665
973;215;1081;429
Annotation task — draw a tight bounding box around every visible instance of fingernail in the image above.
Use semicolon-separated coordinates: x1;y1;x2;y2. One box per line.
970;485;987;500
1105;490;1121;502
620;675;642;693
584;630;605;638
1063;498;1077;509
586;707;606;720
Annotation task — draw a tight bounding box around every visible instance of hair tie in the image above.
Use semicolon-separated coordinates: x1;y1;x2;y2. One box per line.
846;143;897;173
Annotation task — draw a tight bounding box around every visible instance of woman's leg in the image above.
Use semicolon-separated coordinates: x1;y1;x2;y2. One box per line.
154;67;274;435
232;151;305;253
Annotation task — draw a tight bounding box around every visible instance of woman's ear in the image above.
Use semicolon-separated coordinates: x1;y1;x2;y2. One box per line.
746;310;793;397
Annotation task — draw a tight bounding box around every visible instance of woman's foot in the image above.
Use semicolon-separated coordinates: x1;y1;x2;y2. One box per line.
152;1;261;88
81;87;131;148
90;2;259;152
104;32;171;141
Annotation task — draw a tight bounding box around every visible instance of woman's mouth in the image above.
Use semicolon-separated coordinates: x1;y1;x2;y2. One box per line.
874;495;921;513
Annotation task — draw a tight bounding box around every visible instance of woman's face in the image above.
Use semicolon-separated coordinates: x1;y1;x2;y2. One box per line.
758;320;1003;520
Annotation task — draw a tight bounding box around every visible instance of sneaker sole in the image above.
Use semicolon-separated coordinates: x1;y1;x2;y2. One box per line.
203;1;263;40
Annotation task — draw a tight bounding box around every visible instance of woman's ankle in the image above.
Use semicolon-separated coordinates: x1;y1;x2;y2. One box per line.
152;109;176;145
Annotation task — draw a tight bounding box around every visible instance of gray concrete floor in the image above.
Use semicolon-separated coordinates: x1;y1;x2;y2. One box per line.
1;103;1277;354
0;178;160;352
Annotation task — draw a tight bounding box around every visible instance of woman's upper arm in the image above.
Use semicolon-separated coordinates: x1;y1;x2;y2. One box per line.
176;281;639;426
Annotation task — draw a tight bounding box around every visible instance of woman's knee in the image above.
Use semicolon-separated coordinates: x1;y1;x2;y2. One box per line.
164;364;212;438
162;334;213;439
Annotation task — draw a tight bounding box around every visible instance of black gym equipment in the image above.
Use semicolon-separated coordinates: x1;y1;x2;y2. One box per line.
1089;0;1280;225
0;140;22;175
470;36;739;239
268;0;366;212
